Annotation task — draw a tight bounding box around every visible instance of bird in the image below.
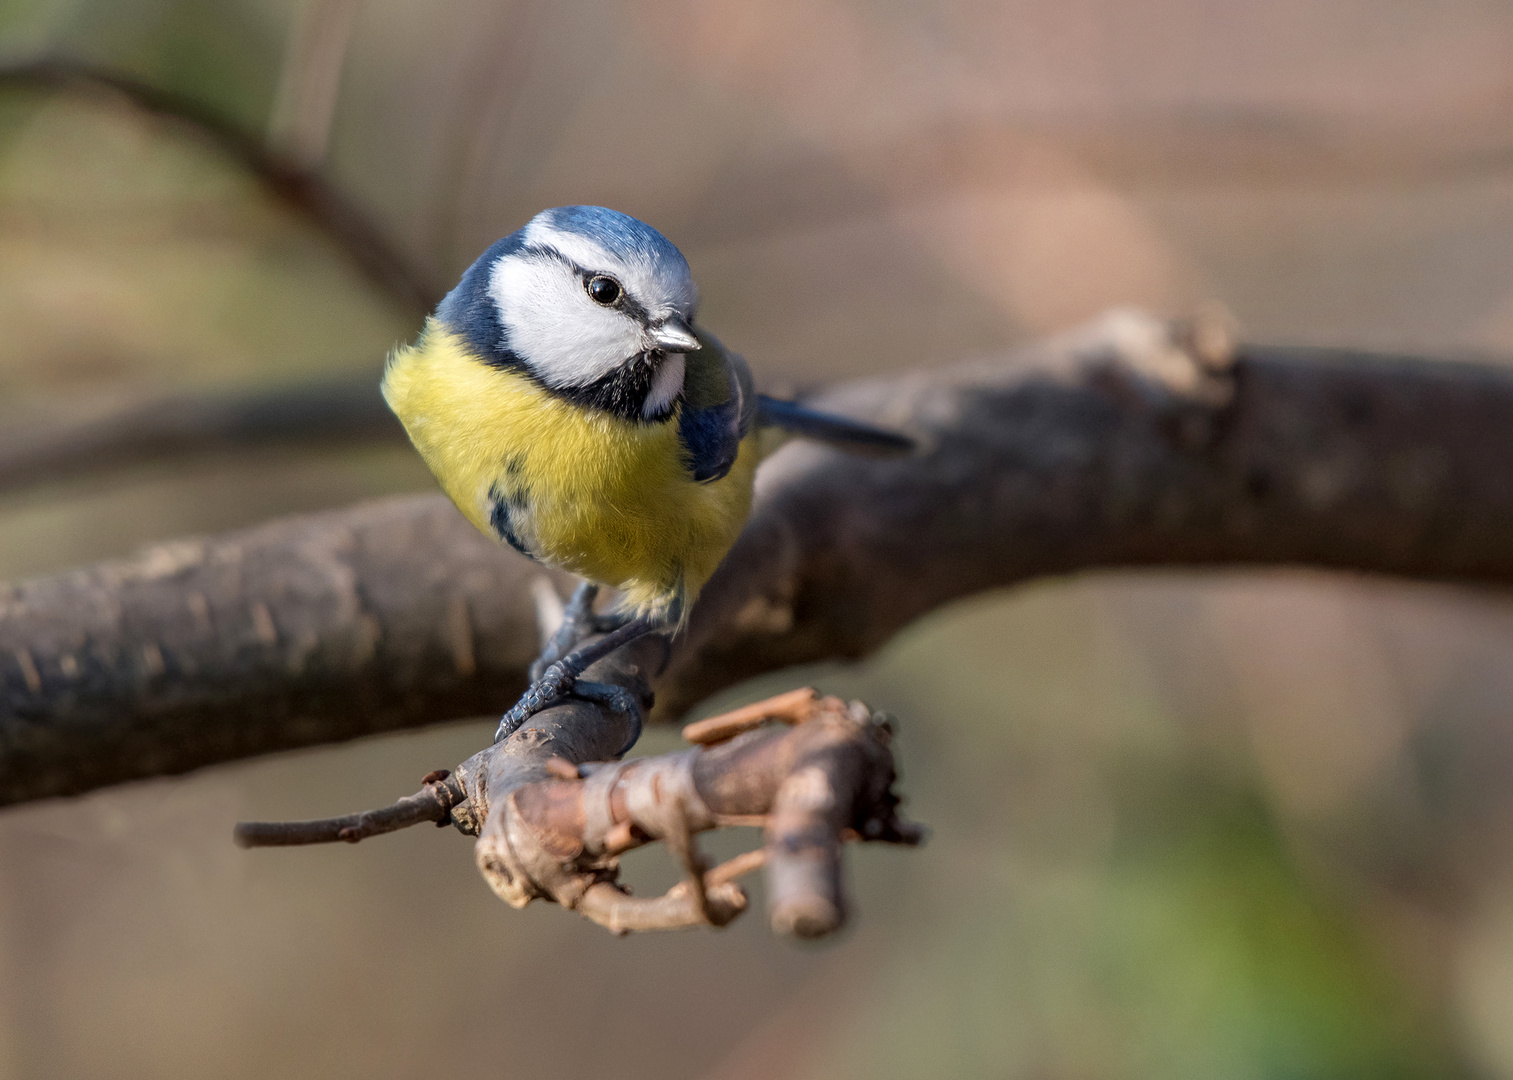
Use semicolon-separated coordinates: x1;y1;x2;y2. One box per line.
382;205;910;749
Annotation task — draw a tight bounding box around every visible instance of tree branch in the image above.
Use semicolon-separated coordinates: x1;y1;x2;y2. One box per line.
0;57;454;496
237;687;922;937
232;768;464;846
6;309;1513;806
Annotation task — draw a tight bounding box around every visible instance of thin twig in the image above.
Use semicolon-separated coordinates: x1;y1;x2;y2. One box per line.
681;687;818;745
704;848;767;888
234;772;463;847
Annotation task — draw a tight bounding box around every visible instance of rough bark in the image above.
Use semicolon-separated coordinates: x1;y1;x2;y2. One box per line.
0;493;568;804
6;310;1513;806
236;686;921;938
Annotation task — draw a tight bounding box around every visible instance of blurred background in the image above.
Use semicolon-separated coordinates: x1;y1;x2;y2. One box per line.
3;1;1513;1077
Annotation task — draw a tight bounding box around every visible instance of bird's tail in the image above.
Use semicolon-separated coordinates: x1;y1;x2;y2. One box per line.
755;395;914;454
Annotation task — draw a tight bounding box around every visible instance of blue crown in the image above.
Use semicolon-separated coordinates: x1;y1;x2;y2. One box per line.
540;205;686;267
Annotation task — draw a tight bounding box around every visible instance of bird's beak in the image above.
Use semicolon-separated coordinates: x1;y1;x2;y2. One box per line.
650;315;701;354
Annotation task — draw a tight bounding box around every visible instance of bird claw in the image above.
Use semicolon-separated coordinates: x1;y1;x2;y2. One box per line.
590;610;636;635
493;672;642;754
495;661;576;741
498;611;657;749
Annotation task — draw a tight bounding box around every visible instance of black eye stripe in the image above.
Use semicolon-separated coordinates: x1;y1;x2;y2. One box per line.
515;242;656;322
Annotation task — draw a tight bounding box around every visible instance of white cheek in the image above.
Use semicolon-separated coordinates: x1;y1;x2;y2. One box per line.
642;353;686;418
490;257;642;387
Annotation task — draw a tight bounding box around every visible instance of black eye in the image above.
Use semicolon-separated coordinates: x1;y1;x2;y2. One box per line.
587;275;622;305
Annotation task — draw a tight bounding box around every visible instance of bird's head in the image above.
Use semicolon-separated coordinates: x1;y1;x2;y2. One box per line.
437;206;700;421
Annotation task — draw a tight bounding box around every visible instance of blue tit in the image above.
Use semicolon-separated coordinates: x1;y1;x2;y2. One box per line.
382;205;910;746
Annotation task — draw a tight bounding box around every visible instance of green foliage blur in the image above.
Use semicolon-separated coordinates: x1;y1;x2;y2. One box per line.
4;2;1513;1078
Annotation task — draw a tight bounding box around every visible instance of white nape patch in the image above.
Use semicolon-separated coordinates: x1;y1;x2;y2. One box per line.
642;353;686;419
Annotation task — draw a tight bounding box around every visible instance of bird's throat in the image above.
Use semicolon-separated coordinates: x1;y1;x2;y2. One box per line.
549;350;682;423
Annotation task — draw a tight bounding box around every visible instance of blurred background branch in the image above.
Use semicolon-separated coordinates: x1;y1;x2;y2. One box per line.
0;56;439;313
0;373;397;491
0;52;428;495
265;0;360;171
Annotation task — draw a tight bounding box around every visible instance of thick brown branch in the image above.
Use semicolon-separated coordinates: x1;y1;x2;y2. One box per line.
0;495;572;804
6;311;1513;805
663;313;1513;714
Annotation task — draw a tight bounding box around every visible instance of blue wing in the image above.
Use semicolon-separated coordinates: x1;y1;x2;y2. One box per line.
678;333;757;484
678;399;742;483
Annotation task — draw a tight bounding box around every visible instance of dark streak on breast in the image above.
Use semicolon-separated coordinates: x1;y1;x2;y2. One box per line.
487;480;535;560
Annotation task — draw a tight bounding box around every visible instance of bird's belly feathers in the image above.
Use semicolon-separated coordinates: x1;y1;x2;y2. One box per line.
382;323;756;617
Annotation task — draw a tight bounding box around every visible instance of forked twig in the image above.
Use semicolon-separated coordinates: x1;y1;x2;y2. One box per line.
234;689;923;938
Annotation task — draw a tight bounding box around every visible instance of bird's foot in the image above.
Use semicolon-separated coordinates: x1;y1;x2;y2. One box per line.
590;609;637;635
496;660;577;740
534;580;649;645
493;667;643;750
571;680;643;754
531;581;599;682
496;616;659;752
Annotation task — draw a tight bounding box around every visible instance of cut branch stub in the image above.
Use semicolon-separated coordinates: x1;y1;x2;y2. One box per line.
470;692;922;937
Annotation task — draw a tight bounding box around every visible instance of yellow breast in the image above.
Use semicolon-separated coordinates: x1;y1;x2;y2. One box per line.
381;320;756;618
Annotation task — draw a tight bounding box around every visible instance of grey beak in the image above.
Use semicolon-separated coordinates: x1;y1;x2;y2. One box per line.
650;315;701;354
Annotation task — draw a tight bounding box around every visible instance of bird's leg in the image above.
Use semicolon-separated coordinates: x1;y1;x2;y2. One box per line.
531;581;599;682
496;616;660;749
590;609;638;634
